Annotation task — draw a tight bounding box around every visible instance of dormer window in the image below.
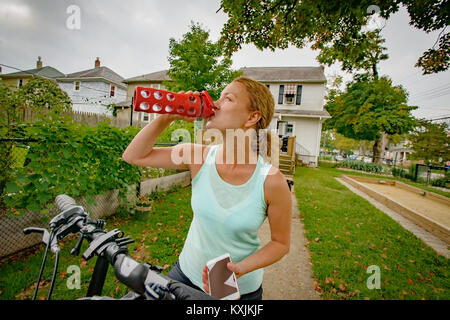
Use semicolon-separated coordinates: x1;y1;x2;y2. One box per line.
279;84;302;105
284;84;296;104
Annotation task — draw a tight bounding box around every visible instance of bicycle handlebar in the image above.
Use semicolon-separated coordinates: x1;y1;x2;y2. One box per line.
24;194;216;300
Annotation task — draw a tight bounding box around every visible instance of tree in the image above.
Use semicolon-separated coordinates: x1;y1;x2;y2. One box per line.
218;0;449;74
316;29;389;79
164;21;241;100
407;119;450;164
324;74;418;163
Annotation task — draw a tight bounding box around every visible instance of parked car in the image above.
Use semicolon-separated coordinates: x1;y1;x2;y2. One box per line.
335;155;344;161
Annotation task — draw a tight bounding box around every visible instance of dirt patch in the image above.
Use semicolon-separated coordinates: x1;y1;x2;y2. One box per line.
361;182;450;228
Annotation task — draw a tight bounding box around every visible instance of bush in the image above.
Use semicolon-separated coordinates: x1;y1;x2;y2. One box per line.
431;173;450;189
2;112;142;216
341;159;389;174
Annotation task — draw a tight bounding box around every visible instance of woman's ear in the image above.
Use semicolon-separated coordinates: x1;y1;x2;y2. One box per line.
245;111;262;129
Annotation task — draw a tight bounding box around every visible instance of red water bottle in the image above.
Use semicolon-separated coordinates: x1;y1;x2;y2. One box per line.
133;87;216;119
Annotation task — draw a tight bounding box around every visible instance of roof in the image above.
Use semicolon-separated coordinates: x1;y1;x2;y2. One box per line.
1;66;65;79
57;66;126;88
239;66;326;83
123;70;171;83
274;109;331;119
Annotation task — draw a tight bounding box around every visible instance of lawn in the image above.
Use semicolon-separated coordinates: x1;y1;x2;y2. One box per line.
295;164;449;300
0;185;193;300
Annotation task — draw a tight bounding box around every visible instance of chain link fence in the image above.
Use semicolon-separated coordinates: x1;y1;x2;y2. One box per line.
0;138;180;260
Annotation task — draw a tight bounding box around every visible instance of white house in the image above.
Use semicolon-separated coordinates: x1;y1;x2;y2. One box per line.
56;58;127;115
240;66;330;166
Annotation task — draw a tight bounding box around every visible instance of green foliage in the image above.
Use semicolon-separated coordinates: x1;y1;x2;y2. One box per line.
324;74;417;142
17;77;72;112
407;119;450;165
164;21;241;101
317;29;389;77
341;159;389;174
431;173;450;189
219;0;449;74
2;113;142;216
392;167;413;180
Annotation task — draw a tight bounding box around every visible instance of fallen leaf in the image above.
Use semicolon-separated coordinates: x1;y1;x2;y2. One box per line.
407;279;413;284
338;284;346;291
314;237;320;242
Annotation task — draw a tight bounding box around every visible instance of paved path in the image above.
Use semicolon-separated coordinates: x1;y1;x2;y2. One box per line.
336;177;449;259
258;186;321;300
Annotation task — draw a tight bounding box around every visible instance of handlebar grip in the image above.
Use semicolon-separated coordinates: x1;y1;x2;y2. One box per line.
55;194;77;212
167;281;217;300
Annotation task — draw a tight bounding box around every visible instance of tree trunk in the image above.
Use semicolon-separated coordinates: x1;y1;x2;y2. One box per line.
372;132;388;164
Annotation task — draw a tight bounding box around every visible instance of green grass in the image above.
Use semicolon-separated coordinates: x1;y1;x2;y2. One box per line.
0;185;193;300
295;164;449;300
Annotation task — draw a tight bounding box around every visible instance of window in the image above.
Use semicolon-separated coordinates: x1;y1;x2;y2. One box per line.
74;81;80;91
296;85;302;105
266;84;270;89
286;124;294;135
278;85;284;104
17;79;23;88
284;84;296;104
110;85;115;97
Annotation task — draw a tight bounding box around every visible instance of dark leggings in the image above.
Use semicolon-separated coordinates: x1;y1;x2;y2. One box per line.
168;260;263;300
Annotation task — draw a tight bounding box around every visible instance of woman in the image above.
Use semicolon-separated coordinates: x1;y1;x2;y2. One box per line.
122;77;292;300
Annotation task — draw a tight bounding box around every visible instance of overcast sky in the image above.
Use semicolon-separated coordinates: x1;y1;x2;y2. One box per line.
1;0;449;120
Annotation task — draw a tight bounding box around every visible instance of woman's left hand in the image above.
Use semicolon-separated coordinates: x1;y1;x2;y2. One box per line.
202;262;244;293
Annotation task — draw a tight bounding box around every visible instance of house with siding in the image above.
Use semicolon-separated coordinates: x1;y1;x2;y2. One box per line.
240;66;330;166
0;56;64;88
56;58;127;115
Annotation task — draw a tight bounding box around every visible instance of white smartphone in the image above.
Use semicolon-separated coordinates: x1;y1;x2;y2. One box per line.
206;253;241;300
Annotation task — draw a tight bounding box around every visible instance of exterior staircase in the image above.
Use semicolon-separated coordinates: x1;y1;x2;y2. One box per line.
279;136;297;191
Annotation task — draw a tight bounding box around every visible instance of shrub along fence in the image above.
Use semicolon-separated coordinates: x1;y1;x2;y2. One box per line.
0;111;190;259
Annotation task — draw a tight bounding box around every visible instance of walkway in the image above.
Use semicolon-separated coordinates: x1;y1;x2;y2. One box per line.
258;186;321;300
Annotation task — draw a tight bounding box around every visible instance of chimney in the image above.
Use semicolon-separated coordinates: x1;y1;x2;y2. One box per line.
95;57;100;68
37;56;43;69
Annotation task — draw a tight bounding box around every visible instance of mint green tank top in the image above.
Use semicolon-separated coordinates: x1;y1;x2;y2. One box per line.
179;144;272;295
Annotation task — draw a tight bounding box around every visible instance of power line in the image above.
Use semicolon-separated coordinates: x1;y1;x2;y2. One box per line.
409;83;450;98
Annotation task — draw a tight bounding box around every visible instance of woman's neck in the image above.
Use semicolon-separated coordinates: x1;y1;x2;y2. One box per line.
217;129;259;166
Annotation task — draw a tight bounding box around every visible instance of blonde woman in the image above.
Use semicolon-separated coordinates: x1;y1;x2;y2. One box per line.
122;77;292;300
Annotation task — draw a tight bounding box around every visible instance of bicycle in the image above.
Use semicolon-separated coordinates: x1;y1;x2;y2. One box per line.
23;194;216;300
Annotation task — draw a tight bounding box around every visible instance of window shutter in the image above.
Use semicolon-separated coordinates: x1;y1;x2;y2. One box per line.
296;85;302;105
278;85;284;104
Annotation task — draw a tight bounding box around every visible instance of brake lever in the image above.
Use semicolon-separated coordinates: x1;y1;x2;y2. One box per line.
23;227;50;247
